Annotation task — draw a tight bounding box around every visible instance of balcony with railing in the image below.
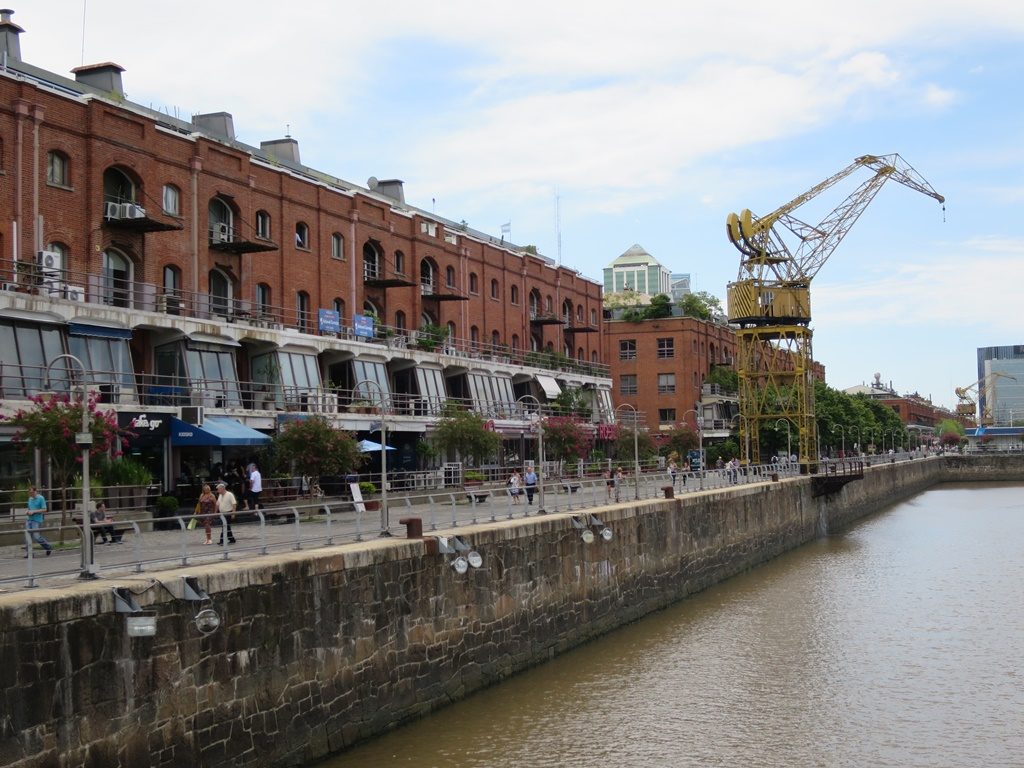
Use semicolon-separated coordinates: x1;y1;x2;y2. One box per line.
0;257;611;380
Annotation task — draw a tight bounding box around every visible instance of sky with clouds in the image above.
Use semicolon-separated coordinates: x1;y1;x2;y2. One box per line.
14;2;1024;408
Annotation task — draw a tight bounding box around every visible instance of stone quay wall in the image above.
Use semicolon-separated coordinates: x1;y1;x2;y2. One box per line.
0;455;1015;767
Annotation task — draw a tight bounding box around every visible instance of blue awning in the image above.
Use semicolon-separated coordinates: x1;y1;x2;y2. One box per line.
171;416;271;447
68;322;133;339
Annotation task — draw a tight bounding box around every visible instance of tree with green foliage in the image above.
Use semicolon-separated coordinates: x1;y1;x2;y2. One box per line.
272;416;363;481
705;365;738;392
646;293;673;319
659;425;699;458
678;291;723;320
432;402;501;466
612;425;658;465
934;418;965;448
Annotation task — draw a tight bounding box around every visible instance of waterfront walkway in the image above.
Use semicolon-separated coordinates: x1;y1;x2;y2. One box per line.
0;460;841;592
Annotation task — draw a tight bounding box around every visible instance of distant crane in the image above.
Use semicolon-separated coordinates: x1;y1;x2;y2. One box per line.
725;154;945;472
955;372;1016;425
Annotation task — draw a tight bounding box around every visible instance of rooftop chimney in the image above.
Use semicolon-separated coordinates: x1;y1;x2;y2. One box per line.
367;177;405;204
192;112;236;141
72;62;125;97
260;137;300;164
0;9;24;62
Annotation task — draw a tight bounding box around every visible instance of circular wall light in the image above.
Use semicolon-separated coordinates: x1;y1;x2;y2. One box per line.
600;528;613;542
194;608;222;635
580;529;595;544
467;550;483;568
452;556;469;574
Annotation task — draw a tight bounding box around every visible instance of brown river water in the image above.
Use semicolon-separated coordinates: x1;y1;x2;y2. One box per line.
318;482;1024;767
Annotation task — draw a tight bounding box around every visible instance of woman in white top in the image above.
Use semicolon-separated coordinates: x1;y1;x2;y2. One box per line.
507;471;522;503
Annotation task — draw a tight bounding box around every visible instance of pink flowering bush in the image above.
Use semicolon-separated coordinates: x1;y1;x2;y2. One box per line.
1;391;131;536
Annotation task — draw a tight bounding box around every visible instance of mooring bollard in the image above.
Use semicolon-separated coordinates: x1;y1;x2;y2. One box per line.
399;516;423;538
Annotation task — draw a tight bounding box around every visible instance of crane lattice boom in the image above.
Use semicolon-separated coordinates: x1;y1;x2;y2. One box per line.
724;154;944;472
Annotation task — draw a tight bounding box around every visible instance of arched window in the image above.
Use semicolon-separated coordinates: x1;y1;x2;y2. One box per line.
590;308;597;325
592;350;598;363
562;299;573;323
470;325;480;349
102;249;133;307
297;291;311;333
162;264;182;314
333;297;345;321
395;310;406;332
469;272;478;294
420;310;436;326
163;184;181;216
256;283;272;314
47;150;70;186
490;279;499;299
363;241;382;281
256;210;271;240
394;250;405;274
447;321;456;343
511;334;520;351
295;222;309;249
529;289;542;317
545;295;553;313
491;330;500;348
577;347;584;360
208;197;234;243
420;258;437;293
208;268;233;317
103;166;137;207
577;304;584;322
510;285;519;305
445;265;456;289
331;232;344;260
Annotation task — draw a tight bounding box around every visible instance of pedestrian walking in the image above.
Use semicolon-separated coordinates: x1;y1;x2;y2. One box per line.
24;485;53;557
247;463;262;511
668;459;678;488
215;482;237;544
507;470;522;503
614;467;624;502
524;467;538;505
604;468;614;499
195;483;217;545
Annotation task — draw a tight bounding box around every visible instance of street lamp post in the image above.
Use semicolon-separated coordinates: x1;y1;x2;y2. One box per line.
354;379;390;536
775;418;792;465
614;403;640;500
516;395;545;513
46;354;96;580
682;408;702;489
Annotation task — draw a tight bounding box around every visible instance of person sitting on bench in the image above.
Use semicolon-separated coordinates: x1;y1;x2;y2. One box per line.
90;501;118;544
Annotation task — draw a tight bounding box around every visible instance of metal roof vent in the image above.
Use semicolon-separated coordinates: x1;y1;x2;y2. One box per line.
72;62;126;97
192;112;236;141
367;177;405;204
0;9;23;62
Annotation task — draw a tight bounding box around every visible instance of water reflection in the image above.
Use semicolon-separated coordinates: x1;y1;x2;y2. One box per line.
319;483;1024;768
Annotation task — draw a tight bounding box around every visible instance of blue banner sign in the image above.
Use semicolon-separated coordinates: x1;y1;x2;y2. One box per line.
353;313;375;338
318;309;340;333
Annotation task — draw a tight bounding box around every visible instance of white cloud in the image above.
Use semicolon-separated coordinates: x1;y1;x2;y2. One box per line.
923;83;958;108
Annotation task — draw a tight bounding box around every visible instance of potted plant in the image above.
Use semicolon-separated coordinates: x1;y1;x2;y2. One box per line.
415;323;449;352
358;481;380;510
463;469;485;487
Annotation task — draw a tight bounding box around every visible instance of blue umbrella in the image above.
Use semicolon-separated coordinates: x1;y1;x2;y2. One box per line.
357;439;396;453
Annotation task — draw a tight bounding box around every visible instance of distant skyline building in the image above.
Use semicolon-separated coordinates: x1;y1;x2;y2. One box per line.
603;244;671;298
977;346;1024;424
670;273;691;301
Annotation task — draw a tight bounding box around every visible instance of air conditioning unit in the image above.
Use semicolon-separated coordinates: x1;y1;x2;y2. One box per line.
180;405;205;426
0;282;17;291
122;203;146;219
36;250;61;269
104;201;122;219
64;284;85;302
210;223;232;243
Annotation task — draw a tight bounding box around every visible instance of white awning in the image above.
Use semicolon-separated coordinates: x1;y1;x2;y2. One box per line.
535;374;562;400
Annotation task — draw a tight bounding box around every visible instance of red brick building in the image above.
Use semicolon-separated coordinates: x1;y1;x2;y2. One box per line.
603;312;738;434
0;11;609;490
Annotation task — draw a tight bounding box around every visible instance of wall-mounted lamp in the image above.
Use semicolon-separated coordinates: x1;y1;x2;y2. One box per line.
113;587;157;637
437;535;483;572
181;575;221;634
571;515;613;544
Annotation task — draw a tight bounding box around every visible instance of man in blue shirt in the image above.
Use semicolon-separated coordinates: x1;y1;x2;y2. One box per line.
524;467;538;505
25;486;53;557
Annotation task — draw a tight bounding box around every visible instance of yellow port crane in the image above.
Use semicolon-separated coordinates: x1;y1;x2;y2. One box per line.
725;154;945;472
955;372;1016;425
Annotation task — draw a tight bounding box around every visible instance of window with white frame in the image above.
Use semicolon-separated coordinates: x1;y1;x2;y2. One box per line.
47;151;70;186
256;211;271;240
620;374;638;395
657;337;675;358
162;184;181;216
619;340;637;360
657;373;676;394
331;232;344;259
